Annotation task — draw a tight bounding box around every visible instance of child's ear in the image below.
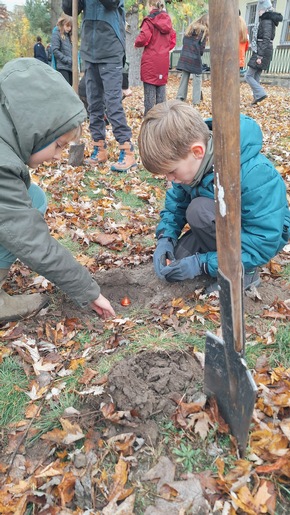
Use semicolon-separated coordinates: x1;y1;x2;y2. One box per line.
190;143;206;159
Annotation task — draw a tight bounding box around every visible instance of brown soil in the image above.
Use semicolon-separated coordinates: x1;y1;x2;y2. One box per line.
60;262;289;319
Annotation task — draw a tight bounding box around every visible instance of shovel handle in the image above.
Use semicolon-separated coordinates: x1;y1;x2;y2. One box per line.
209;0;244;353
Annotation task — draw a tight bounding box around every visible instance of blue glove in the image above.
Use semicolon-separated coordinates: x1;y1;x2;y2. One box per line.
153;237;176;279
160;254;202;283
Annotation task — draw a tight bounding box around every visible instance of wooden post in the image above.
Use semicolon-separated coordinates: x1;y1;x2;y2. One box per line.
72;0;79;94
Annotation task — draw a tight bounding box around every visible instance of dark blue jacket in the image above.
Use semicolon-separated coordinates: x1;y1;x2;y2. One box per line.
156;115;290;276
34;42;48;64
62;0;125;64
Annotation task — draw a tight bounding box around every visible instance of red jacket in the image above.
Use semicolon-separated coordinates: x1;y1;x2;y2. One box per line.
135;9;176;86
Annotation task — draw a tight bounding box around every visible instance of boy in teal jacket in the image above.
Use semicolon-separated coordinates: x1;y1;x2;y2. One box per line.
138;100;290;289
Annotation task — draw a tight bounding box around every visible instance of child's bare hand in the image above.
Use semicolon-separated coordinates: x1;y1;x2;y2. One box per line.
91;294;115;319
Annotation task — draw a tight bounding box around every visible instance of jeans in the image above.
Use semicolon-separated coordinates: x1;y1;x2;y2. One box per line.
245;66;266;101
85;61;132;144
0;183;47;269
176;71;202;105
143;82;166;115
175;197;216;259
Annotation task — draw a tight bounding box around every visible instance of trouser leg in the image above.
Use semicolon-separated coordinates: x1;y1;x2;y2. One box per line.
174;197;216;259
156;85;166;105
192;74;202;105
245;66;266;100
176;71;190;101
100;63;132;144
143;82;157;115
85;62;106;142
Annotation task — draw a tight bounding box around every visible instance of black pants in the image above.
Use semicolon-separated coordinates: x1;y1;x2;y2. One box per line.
59;69;72;86
175;197;216;259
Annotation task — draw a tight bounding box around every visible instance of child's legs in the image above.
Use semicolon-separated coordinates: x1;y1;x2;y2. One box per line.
156;85;166;105
176;71;190;101
85;61;106;142
192;74;202;105
0;184;47;269
101;63;132;144
174;197;216;259
143;83;157;115
245;66;265;100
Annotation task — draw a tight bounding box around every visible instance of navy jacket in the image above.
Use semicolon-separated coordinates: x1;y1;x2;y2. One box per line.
34;42;48;64
62;0;125;64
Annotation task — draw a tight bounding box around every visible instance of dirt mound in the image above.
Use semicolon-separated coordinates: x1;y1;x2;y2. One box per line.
106;350;203;420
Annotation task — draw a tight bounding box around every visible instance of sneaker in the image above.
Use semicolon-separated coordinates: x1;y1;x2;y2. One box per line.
87;140;108;165
111;142;137;172
251;95;267;105
206;268;261;294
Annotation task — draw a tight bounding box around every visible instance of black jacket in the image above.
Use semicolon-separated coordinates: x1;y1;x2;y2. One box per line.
248;11;283;70
34;42;48;64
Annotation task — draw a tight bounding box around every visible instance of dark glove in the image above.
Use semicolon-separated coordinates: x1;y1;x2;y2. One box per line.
153;237;176;279
160;254;202;283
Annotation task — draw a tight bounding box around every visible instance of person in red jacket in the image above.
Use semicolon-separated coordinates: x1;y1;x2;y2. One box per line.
134;0;176;116
239;10;249;75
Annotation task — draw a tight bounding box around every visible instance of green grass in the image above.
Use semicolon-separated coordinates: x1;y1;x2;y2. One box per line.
30;392;82;444
282;263;290;281
58;236;82;255
114;190;146;209
245;324;290;369
0;357;29;426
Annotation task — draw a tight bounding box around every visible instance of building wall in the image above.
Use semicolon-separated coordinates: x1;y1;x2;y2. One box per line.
239;0;289;47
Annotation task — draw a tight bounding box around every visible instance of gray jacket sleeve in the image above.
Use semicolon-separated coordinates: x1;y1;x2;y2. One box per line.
0;162;100;307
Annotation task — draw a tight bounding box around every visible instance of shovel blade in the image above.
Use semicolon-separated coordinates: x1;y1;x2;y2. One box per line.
204;331;257;457
68;143;85;167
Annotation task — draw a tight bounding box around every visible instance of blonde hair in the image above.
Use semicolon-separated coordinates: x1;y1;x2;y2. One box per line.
149;0;165;10
239;15;248;43
186;13;209;41
68;125;82;144
138;100;210;175
57;14;72;39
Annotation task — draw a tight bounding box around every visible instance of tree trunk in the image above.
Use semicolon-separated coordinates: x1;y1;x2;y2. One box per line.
50;0;62;30
126;9;142;88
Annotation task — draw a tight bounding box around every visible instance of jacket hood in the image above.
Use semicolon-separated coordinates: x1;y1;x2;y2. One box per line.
261;11;283;25
239;114;263;164
0;58;86;164
144;10;172;34
205;114;263;165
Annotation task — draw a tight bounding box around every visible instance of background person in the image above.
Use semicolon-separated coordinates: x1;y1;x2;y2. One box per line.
134;0;176;116
239;10;249;75
34;36;48;64
245;0;283;105
176;13;209;106
62;0;136;173
0;58;115;323
51;14;73;85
